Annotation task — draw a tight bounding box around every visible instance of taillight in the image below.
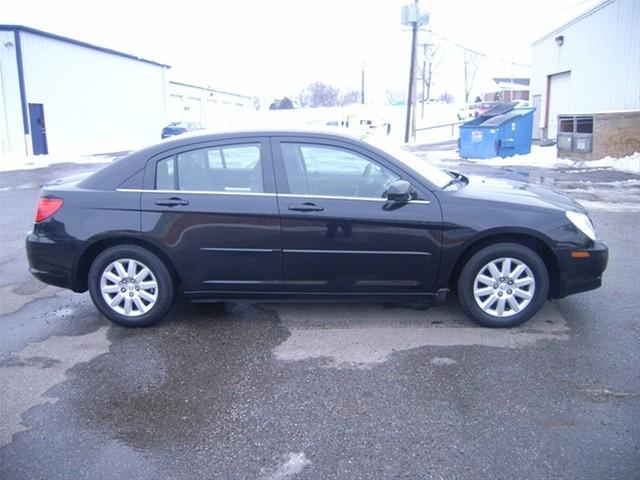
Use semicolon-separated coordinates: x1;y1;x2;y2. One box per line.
35;198;63;223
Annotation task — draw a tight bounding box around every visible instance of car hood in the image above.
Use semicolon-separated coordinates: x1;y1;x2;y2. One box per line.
448;174;586;213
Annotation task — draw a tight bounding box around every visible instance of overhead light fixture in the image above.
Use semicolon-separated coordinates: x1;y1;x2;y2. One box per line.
555;35;564;46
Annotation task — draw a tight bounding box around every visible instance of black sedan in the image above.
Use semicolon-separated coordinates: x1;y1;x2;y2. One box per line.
26;130;608;328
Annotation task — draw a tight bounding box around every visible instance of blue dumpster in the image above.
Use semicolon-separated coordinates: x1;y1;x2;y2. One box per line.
459;102;535;159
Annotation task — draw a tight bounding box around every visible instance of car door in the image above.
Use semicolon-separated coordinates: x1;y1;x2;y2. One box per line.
140;137;282;294
272;136;442;294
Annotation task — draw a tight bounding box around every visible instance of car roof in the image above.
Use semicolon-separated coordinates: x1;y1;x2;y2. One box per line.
79;128;368;190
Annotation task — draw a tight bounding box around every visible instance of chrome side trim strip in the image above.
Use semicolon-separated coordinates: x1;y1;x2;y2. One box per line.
283;249;431;256
117;188;431;204
278;193;385;202
278;193;431;204
116;188;276;197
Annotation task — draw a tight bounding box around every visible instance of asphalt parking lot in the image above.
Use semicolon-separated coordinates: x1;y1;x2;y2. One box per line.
1;161;639;479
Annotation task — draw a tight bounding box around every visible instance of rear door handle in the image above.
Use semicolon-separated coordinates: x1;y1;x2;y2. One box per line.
155;197;189;207
288;202;324;212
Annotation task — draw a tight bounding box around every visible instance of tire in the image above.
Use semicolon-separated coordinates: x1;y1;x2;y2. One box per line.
88;245;175;327
457;242;549;328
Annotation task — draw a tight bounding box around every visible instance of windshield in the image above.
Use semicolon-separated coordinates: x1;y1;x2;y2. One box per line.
362;136;453;189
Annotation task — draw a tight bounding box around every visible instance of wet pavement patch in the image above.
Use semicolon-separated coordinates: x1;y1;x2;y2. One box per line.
0;327;110;447
270;302;568;368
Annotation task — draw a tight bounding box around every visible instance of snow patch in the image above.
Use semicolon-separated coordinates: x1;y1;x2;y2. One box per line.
0;153;116;173
261;452;311;480
575;152;640;175
420;147;640;176
466;146;574;169
576;200;640;212
430;357;458;366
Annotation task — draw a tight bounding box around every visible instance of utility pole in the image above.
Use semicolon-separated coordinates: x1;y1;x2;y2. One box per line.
361;61;365;104
420;42;427;118
404;0;419;143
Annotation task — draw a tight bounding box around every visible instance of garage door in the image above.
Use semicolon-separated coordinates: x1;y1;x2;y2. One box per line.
169;95;183;122
205;100;217;129
547;71;571;140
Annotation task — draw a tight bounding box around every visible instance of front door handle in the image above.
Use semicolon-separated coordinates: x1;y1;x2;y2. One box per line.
288;202;324;212
155;197;189;207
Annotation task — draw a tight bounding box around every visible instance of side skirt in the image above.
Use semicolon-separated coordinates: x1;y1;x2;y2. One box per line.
184;288;449;305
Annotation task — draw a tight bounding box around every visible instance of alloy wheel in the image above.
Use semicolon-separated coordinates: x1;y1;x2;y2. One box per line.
472;257;536;318
99;258;159;317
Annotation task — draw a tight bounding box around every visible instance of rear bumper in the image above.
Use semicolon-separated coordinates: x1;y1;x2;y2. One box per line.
552;241;608;298
26;231;80;291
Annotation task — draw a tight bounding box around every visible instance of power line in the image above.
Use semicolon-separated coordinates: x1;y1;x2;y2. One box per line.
553;0;596;14
428;31;532;68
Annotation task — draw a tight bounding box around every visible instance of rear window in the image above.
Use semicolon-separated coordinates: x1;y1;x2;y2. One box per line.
154;144;263;193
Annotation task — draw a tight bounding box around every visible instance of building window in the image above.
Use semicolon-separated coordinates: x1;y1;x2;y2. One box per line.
576;117;593;134
556;115;594;153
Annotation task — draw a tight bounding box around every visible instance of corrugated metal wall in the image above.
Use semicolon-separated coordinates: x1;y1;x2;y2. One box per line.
531;0;640;137
20;31;168;154
0;31;26;154
168;82;251;130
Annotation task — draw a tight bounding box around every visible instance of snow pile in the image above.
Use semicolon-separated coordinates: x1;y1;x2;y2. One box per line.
0;153;115;173
422;146;640;175
576;152;640;175
466;146;574;169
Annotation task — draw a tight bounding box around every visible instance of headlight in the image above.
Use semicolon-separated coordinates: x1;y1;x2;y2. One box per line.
566;210;596;241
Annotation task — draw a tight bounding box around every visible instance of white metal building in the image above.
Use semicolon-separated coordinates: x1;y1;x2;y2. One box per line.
530;0;640;141
0;25;170;155
168;81;252;130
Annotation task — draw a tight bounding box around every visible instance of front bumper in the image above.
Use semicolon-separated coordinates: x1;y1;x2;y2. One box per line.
552;240;608;298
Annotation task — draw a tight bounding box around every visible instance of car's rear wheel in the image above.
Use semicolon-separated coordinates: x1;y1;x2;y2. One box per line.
88;245;175;327
457;243;549;327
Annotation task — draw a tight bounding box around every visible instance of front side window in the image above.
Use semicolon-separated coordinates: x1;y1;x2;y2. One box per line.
155;143;263;193
280;143;399;199
362;136;452;189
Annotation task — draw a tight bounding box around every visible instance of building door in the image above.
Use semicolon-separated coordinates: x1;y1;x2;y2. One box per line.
532;95;542;139
205;100;217;129
28;103;48;155
546;71;571;140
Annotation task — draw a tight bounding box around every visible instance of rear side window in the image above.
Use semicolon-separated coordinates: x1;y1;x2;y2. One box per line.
154;143;263;193
156;156;175;189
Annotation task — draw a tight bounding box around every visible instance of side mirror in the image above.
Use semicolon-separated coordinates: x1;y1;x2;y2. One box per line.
386;180;414;203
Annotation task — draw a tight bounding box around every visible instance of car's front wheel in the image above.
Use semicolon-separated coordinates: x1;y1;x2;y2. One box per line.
88;245;175;327
457;243;549;327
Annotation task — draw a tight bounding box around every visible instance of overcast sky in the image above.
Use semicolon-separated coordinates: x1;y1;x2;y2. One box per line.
1;0;602;103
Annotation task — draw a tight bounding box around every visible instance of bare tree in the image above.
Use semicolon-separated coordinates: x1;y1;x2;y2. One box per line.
419;43;445;116
339;89;360;106
299;82;340;108
269;97;294;110
463;51;480;104
439;91;455;103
